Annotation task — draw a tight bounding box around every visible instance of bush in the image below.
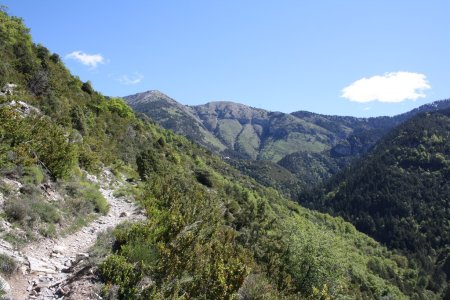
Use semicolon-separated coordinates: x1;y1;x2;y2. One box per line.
32;202;61;223
239;273;279;300
86;188;109;215
39;223;57;238
136;149;165;180
195;169;215;187
102;98;134;118
5;192;60;225
88;228;116;264
0;254;17;277
21;165;45;185
99;254;142;298
81;81;94;94
4;197;29;223
64;181;109;215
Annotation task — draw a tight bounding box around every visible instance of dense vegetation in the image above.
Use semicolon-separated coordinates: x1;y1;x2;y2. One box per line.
301;109;450;298
126;91;450;200
0;8;446;299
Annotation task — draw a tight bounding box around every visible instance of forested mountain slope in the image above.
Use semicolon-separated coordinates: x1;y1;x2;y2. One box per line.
125;90;450;197
301;108;450;298
0;8;444;299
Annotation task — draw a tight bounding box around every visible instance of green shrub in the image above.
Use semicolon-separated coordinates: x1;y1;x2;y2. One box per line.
136;149;165;180
5;193;60;225
64;196;95;217
102;98;134;118
0;254;17;277
21;165;45;185
39;223;56;238
88;228;116;264
112;188;128;198
64;181;109;215
2;232;29;248
194;169;215;187
239;273;279;300
32;202;60;223
86;188;109;215
4;197;29;223
99;254;142;298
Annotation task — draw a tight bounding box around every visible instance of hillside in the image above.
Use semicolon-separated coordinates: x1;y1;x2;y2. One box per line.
125;91;375;162
0;8;441;299
125;90;226;152
125;91;450;196
300;108;450;297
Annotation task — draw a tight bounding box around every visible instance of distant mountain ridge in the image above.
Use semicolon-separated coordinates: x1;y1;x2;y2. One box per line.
125;90;226;152
126;90;450;160
125;90;450;194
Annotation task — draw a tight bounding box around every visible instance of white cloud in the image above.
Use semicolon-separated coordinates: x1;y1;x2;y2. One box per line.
116;73;144;85
341;72;431;103
65;51;105;68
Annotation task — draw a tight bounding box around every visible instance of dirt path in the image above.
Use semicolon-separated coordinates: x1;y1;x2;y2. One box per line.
9;175;145;299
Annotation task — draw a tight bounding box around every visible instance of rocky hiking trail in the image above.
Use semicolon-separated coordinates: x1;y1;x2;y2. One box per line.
7;173;145;300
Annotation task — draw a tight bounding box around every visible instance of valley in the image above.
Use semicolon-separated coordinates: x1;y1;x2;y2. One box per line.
0;7;449;300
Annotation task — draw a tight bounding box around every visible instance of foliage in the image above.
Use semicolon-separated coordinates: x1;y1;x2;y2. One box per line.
128;91;450;197
63;180;109;215
301;109;450;298
0;9;443;299
99;97;134;119
0;106;77;179
229;159;303;199
0;253;17;277
4;192;60;225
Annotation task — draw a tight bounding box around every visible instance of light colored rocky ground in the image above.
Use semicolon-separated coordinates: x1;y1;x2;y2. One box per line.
3;171;145;300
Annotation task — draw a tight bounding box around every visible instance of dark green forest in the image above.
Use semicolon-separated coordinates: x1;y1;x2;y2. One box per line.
300;109;450;298
0;8;448;299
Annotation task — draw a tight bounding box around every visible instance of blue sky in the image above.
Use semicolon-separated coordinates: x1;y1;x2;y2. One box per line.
3;0;450;117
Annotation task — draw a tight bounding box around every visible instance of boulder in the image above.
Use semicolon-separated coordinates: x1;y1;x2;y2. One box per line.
28;257;57;274
0;275;12;300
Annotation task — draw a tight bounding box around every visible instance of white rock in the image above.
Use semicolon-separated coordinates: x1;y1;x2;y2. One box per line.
28;257;57;274
64;259;72;267
0;275;12;300
52;245;65;254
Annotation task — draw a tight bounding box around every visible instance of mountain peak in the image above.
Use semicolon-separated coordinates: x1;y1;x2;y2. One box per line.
124;90;177;106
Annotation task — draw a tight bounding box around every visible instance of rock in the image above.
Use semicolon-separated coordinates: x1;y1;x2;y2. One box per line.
50;252;63;258
0;192;4;208
119;211;128;217
64;259;73;267
38;275;53;283
52;245;65;254
39;286;54;297
1;83;17;95
0;240;26;266
75;253;89;262
28;257;57;274
56;285;70;296
0;275;12;300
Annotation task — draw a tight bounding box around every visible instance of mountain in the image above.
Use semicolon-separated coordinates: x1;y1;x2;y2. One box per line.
301;108;450;297
0;9;439;299
125;90;226;152
125;90;450;195
125;91;371;162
